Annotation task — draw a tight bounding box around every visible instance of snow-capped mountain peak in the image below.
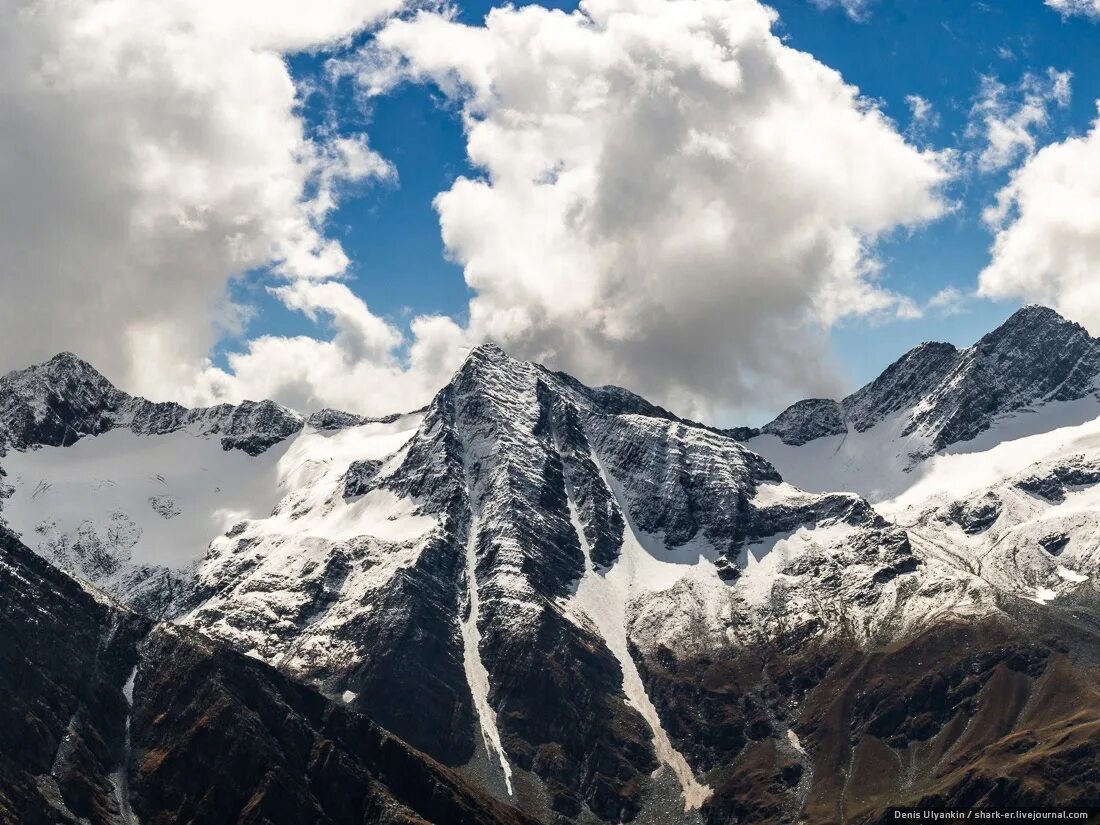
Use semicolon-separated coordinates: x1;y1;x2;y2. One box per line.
2;328;1099;823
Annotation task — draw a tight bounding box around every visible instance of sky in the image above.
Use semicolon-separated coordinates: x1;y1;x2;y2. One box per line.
1;0;1099;426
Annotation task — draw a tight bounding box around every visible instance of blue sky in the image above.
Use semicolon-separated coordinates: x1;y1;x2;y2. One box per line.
225;0;1099;419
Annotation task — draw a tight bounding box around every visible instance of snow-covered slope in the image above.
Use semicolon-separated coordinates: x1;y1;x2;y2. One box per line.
0;352;312;615
183;414;428;669
1;427;288;614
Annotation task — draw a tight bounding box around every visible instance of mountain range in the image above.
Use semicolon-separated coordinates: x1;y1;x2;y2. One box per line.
2;304;1099;824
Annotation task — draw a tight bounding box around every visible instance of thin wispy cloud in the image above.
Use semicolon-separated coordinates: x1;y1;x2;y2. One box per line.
967;68;1072;173
810;0;874;22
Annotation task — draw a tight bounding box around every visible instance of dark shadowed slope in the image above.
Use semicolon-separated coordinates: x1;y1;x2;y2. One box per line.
0;526;535;825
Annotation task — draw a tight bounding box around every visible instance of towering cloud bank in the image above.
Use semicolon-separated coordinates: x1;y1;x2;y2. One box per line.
348;0;952;416
3;0;951;419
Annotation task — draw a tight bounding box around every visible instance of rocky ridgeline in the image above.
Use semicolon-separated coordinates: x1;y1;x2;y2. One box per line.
0;352;303;455
758;305;1100;451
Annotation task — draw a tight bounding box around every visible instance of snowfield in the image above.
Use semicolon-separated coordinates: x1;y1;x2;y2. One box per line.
2;427;287;574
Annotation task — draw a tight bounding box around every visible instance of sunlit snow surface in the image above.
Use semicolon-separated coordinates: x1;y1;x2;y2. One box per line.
753;394;1100;605
180;413;431;667
2;427;287;571
751;394;1100;507
0;415;427;622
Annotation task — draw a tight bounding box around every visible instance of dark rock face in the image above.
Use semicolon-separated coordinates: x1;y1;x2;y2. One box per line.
307;407;373;430
336;533;478;766
131;625;536;825
549;392;625;568
0;527;149;824
910;306;1100;451
940;493;1002;534
305;407;422;431
756;306;1100;451
343;458;383;497
1039;532;1071;556
843;341;962;435
1015;456;1100;503
443;348;658;817
762;399;847;446
0;527;534;825
203;399;305;455
0;353;303;455
0;352;130;450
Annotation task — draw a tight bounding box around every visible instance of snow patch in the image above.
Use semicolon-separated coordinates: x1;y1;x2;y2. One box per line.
787;729;806;755
111;664;139;825
1056;565;1088;583
568;458;712;812
1031;586;1058;604
737;523;858;609
2;428;289;571
459;517;514;796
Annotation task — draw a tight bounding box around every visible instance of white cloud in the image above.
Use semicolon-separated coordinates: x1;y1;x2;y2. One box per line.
906;95;938;130
979;105;1100;330
2;0;954;421
968;68;1072;173
0;0;398;395
188;282;467;415
335;0;952;418
905;94;940;145
810;0;873;22
927;286;969;317
1045;0;1100;18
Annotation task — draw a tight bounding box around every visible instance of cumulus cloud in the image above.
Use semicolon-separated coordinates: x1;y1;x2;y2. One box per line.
189;282;467;414
0;0;397;395
979;105;1100;329
967;68;1072;173
3;0;953;421
1045;0;1100;18
333;0;952;418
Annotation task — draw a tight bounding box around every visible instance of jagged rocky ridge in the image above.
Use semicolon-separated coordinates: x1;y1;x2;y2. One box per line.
1;313;1100;823
756;305;1100;454
179;342;979;822
0;351;303;455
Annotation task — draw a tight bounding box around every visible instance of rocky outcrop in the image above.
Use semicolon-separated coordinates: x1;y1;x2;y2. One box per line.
1014;455;1100;503
761;399;847;446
